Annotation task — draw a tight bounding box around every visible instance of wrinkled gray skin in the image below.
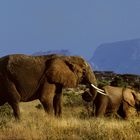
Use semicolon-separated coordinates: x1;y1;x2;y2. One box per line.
82;85;140;119
0;54;97;119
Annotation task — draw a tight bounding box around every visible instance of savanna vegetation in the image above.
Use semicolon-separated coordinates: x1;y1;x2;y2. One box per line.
0;86;139;140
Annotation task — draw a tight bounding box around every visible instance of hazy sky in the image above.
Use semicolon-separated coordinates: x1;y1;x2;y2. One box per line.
0;0;140;59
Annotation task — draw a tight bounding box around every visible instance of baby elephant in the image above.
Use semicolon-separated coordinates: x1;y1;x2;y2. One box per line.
82;85;140;119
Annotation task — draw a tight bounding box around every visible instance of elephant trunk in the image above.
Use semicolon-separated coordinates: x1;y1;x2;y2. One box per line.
89;84;97;101
83;62;107;102
82;84;107;102
88;84;107;100
91;84;107;95
81;85;97;102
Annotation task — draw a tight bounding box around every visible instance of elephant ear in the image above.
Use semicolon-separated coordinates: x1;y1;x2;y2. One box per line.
45;58;79;88
123;89;135;107
65;59;83;79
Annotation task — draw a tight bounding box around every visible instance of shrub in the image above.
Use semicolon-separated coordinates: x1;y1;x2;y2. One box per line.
63;90;82;107
0;103;12;118
35;104;43;110
0;103;13;128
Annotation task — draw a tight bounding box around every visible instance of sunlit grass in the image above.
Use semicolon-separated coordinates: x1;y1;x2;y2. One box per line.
0;100;139;140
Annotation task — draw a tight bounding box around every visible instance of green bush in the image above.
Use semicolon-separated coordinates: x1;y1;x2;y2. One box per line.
110;76;128;87
0;103;13;128
63;91;82;107
97;79;110;88
0;103;12;118
35;104;43;110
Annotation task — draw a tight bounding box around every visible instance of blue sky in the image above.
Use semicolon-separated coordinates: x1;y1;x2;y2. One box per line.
0;0;140;59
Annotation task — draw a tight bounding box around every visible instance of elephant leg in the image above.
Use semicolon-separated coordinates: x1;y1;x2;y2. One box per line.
0;89;7;106
122;102;129;119
4;78;21;119
118;102;129;119
39;81;56;115
0;96;7;106
95;96;108;117
9;102;20;119
53;84;63;117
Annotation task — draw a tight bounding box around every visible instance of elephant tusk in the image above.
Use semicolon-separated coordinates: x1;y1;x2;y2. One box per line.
97;90;108;96
91;84;105;92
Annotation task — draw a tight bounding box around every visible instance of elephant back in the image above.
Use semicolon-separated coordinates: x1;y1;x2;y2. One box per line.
6;54;46;100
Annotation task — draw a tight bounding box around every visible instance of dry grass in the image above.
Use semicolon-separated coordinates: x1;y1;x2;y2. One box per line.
0;100;140;140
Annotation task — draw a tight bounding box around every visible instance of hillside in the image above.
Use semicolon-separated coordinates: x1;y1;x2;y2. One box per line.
31;39;140;75
32;49;71;56
90;39;140;75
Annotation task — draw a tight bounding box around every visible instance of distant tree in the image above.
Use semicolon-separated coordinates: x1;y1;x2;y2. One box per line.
110;76;128;87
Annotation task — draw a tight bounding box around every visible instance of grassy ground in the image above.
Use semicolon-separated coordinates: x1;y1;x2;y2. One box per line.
0;95;140;140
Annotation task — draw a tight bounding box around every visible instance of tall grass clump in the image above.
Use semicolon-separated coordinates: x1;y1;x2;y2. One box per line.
0;103;13;128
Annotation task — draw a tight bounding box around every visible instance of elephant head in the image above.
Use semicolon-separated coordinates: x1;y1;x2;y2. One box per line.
123;88;140;111
45;55;103;100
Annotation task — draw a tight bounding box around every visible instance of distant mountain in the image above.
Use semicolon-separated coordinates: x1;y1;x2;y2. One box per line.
90;39;140;75
32;49;71;56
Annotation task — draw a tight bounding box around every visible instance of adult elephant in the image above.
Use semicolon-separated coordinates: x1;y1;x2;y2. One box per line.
0;54;104;119
82;85;140;119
